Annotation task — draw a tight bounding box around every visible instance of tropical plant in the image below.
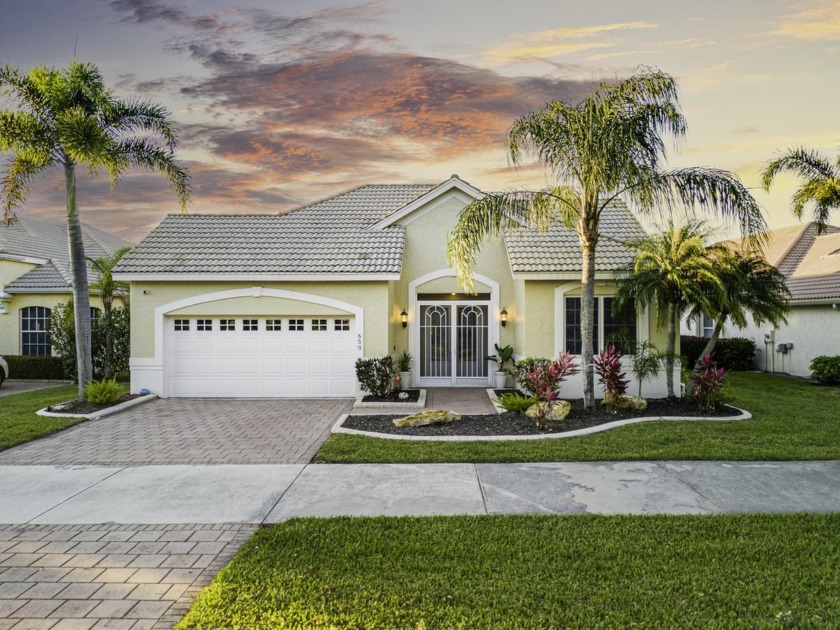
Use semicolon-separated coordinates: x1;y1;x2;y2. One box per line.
448;67;765;408
592;345;630;401
355;356;396;399
762;147;840;234
395;350;413;373
688;249;789;376
690;353;726;412
84;377;122;404
88;246;131;378
615;221;725;397
605;332;662;397
810;355;840;386
493;392;539;413
486;343;515;374
0;60;191;399
517;353;580;401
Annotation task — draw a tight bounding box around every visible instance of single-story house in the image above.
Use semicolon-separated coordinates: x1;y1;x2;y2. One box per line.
114;176;678;399
682;222;840;377
0;217;133;357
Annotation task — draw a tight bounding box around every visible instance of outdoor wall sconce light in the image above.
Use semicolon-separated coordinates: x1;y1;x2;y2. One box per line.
500;307;508;327
401;309;408;328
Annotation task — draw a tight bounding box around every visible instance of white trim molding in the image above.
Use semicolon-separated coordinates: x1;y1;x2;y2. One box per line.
132;287;365;397
114;272;400;282
370;177;484;230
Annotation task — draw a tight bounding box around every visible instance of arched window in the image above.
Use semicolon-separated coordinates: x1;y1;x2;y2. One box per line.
21;306;52;356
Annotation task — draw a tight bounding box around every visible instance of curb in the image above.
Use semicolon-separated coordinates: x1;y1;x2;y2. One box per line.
331;406;752;442
37;393;158;421
353;389;427;409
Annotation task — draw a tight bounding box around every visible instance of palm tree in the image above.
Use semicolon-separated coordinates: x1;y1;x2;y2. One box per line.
88;246;132;379
614;221;724;397
688;249;790;374
0;60;190;399
762;147;840;234
448;68;765;408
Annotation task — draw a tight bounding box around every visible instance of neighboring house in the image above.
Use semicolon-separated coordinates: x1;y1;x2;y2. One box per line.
0;217;133;358
114;176;677;399
682;222;840;377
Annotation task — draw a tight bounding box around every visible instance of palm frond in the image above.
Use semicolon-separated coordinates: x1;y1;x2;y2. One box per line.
761;147;836;190
115;137;191;212
1;149;54;220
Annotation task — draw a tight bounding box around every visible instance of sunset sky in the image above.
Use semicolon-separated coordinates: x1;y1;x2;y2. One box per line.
1;0;839;242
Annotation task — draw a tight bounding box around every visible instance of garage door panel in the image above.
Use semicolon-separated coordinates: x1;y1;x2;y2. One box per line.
165;316;357;398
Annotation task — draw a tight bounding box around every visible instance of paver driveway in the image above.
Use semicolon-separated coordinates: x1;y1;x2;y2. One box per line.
0;398;352;465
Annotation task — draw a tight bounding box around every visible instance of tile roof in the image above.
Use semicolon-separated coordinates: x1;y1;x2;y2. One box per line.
1;217;133;291
503;200;647;273
115;185;435;275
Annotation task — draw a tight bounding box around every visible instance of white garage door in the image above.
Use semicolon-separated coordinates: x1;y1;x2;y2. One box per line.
165;316;357;398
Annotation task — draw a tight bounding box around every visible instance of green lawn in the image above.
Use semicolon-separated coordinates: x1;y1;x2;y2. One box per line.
316;372;840;463
177;514;839;629
0;385;84;451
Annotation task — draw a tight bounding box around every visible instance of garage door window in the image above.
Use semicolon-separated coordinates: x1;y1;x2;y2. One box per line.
220;319;235;331
243;319;258;331
289;319;304;331
197;319;213;331
335;319;350;331
174;319;190;331
312;319;327;331
266;319;282;331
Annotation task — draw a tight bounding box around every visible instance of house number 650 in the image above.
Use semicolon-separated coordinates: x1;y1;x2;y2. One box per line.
357;333;362;351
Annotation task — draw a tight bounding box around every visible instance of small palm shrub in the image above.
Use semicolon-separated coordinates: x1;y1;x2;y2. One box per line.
355;356;396;398
84;378;123;404
593;345;630;400
810;355;840;386
395;351;413;372
690;353;726;412
493;392;539;413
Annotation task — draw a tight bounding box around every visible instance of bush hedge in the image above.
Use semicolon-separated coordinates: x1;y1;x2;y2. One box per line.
810;355;840;385
680;336;756;371
3;355;67;380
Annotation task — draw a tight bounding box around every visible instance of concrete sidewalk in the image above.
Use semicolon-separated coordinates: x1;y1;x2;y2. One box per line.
2;461;839;524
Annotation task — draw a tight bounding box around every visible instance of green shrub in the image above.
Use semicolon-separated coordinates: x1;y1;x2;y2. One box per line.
355;356;396;398
83;378;123;404
493;392;539;413
810;355;840;386
3;355;66;380
680;335;756;371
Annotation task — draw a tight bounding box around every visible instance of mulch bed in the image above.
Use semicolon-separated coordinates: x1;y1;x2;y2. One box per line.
46;393;140;415
343;398;742;437
361;389;422;403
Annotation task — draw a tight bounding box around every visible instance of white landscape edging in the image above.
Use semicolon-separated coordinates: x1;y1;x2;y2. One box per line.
353;389;427;409
331;406;752;442
37;394;158;421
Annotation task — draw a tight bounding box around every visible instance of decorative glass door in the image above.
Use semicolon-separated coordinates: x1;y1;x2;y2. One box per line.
419;303;489;385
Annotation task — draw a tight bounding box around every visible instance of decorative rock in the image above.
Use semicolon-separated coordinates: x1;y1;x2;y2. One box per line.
398;392;409;400
525;400;571;421
603;394;648;410
392;409;460;427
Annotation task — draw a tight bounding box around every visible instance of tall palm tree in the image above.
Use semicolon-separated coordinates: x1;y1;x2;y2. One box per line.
88;246;132;379
614;221;724;397
448;68;765;407
688;249;790;374
762;147;840;234
0;60;190;399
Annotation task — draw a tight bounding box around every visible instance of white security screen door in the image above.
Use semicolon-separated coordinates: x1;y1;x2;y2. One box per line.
418;303;489;386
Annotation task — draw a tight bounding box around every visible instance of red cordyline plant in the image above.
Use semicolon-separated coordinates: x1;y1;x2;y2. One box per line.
520;352;580;429
691;353;726;412
592;345;630;402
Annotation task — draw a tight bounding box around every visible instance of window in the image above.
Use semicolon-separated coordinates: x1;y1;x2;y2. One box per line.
174;319;190;331
197;319;213;331
702;314;715;338
335;319;350;331
243;319;258;331
312;319;327;331
289;319;304;331
603;297;637;352
266;319;282;331
564;297;636;355
220;319;235;331
90;307;101;331
21;306;51;356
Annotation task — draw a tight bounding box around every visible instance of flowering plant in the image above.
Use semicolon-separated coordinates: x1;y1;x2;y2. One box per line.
690;353;726;412
592;345;630;402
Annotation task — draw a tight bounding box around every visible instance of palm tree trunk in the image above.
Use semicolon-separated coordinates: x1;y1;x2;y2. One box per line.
691;319;724;378
665;302;676;398
65;162;93;399
580;233;597;409
103;299;113;379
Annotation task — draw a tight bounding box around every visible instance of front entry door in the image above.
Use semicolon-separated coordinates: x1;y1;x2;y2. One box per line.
418;303;489;386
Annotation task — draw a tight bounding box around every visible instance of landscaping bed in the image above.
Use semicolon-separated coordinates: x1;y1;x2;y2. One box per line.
361;389;421;403
344;399;742;437
45;392;140;415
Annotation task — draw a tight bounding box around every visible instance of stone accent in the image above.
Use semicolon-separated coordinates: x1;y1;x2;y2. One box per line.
603;394;648;411
392;409;460;427
525;401;571;422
